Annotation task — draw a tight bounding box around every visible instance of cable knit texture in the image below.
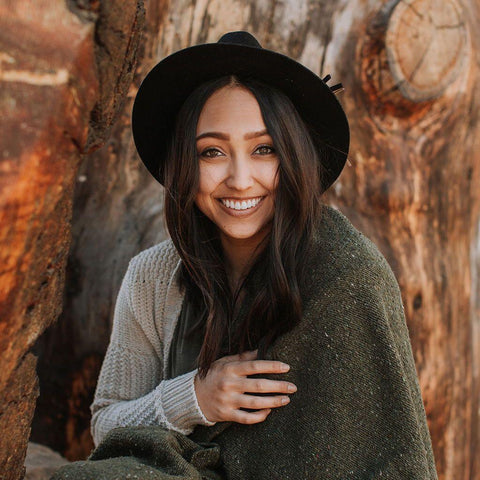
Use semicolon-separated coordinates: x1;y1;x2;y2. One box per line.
90;239;215;447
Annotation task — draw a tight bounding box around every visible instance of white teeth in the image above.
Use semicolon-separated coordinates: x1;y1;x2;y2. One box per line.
220;197;263;211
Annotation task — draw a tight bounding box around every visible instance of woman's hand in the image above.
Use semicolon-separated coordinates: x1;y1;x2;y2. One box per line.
194;349;297;424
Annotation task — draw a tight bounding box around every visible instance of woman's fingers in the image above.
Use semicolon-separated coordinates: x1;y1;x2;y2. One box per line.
230;408;272;425
240;377;297;394
217;349;258;364
195;351;296;424
233;393;291;410
238;349;258;360
220;358;297;394
226;359;290;376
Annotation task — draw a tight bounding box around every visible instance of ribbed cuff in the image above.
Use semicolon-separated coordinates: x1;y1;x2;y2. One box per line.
156;369;216;434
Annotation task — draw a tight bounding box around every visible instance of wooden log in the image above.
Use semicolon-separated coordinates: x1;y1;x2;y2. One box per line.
0;0;145;478
386;0;470;102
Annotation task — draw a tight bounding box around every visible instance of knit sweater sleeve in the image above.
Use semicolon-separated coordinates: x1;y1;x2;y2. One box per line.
90;245;215;447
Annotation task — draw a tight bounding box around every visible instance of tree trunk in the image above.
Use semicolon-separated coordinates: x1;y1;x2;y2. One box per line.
0;1;145;478
31;1;479;479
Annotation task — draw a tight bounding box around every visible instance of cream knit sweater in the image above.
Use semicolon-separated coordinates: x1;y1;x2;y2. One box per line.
90;239;216;447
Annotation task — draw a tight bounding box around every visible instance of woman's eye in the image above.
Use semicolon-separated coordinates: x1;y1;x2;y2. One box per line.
254;145;275;155
199;148;223;158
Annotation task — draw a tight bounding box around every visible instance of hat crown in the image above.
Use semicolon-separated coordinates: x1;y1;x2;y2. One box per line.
217;31;262;49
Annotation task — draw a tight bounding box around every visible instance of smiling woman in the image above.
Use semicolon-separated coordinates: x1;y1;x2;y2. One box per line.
162;74;324;384
53;31;438;480
194;85;279;284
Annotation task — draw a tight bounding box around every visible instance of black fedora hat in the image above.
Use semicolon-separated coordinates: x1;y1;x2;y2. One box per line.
132;31;349;190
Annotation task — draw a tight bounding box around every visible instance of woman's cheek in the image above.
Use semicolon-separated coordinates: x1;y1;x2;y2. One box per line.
259;161;279;192
198;163;224;190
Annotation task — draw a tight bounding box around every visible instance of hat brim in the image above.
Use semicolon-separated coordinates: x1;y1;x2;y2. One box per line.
132;42;349;189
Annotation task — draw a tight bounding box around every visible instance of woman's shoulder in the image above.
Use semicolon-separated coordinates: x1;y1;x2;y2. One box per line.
311;205;398;289
125;238;181;285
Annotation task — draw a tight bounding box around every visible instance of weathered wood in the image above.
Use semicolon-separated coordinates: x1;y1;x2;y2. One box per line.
0;355;38;480
386;0;469;101
31;0;163;461
328;2;479;479
0;0;145;478
31;1;479;479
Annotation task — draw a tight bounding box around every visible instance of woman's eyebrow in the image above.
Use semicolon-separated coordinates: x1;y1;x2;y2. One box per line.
196;131;229;141
195;129;269;141
244;129;269;140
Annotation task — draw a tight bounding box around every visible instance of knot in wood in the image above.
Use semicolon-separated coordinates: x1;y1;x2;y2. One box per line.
386;0;469;102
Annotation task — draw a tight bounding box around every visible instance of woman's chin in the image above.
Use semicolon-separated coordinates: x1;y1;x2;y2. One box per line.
219;223;272;244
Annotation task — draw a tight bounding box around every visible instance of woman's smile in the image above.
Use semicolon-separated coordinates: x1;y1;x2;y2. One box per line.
217;196;265;215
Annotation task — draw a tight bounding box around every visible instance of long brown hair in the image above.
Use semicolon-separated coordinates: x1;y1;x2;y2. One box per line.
164;75;326;378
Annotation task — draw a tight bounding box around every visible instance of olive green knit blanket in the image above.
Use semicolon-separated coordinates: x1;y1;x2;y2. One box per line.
52;208;438;479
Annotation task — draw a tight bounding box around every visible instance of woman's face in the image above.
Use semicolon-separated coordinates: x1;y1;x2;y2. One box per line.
195;85;279;245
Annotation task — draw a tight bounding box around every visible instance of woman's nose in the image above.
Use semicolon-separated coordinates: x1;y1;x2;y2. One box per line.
225;156;254;190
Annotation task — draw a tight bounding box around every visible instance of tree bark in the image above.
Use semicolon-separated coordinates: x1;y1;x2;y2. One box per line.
31;1;479;479
0;0;145;478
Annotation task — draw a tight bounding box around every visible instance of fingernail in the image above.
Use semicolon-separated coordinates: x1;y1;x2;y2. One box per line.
281;363;290;372
281;397;290;405
288;384;297;393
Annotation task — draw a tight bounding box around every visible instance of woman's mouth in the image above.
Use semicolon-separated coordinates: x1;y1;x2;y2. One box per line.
219;196;264;211
216;196;265;216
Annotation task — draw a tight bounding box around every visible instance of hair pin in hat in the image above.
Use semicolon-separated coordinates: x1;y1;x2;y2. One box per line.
322;74;345;95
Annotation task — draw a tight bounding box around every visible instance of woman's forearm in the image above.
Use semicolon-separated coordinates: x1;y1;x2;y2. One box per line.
91;368;214;447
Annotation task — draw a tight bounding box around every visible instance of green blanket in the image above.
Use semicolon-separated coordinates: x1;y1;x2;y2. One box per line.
52;208;438;479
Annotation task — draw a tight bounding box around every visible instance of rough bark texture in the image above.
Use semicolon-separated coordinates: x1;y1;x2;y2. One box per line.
30;0;164;462
30;1;479;479
0;0;145;479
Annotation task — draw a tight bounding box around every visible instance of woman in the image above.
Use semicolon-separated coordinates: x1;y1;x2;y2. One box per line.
55;32;438;479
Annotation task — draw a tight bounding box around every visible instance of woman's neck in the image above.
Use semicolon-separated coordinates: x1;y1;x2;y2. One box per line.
220;228;270;292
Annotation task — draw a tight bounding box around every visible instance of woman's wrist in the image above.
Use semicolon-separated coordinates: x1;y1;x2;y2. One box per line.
193;371;216;424
159;369;216;431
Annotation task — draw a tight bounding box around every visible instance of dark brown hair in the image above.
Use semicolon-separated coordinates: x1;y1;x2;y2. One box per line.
164;75;325;378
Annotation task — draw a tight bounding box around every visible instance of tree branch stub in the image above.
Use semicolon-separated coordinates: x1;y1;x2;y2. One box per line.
385;0;470;102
